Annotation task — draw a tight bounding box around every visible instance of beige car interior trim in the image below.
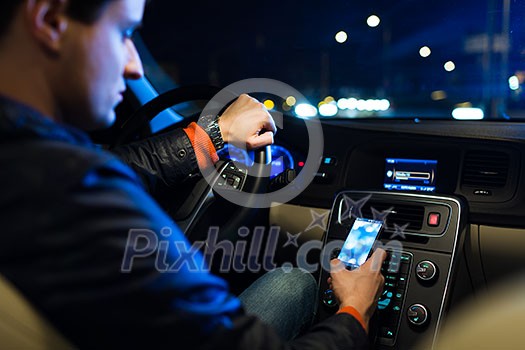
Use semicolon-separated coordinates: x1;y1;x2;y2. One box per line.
0;274;75;350
478;225;525;285
269;203;330;243
465;224;487;289
431;275;525;349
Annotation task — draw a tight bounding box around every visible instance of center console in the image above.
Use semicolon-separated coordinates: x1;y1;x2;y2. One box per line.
317;190;467;349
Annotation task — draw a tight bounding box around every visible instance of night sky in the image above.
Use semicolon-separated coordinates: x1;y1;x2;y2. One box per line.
139;0;525;117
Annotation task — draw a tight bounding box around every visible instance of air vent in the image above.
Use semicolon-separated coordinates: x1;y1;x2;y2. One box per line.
462;151;509;188
362;201;425;231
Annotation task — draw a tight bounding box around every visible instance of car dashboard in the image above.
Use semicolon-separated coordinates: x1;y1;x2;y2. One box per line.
267;116;525;349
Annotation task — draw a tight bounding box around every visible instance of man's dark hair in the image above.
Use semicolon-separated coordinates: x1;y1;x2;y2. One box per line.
0;0;116;39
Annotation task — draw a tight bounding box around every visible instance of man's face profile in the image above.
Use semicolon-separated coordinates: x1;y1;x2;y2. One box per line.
56;0;146;130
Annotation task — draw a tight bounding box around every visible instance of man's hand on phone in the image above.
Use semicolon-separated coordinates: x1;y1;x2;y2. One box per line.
328;249;387;328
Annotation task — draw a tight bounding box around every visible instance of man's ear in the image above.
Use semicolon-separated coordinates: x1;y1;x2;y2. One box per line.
26;0;69;53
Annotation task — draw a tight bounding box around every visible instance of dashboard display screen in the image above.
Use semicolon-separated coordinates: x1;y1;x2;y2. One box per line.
384;158;437;192
218;144;295;179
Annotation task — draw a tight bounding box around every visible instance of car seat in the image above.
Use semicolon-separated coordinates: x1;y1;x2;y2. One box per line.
0;274;75;349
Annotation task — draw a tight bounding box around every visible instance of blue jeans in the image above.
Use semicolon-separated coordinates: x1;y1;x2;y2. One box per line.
239;268;317;340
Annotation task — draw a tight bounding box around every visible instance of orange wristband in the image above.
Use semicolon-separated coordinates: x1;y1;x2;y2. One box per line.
183;122;219;170
337;306;368;333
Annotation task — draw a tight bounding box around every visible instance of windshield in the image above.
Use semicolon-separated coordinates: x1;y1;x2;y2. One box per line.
138;0;525;120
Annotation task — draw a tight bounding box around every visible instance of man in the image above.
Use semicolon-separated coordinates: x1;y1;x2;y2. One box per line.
0;0;386;348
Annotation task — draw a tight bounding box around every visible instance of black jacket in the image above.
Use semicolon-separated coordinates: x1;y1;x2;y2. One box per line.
112;126;201;192
0;96;369;349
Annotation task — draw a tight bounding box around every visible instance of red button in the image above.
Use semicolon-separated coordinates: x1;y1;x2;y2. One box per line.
428;213;440;226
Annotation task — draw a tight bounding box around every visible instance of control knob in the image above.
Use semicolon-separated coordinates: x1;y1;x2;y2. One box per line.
416;260;438;283
407;303;429;326
322;289;338;308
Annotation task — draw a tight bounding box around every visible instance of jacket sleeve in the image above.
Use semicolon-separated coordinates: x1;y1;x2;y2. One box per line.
111;127;201;192
206;312;370;350
3;143;369;350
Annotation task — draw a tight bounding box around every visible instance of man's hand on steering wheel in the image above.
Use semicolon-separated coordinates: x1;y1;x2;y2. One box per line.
218;94;277;150
112;86;279;237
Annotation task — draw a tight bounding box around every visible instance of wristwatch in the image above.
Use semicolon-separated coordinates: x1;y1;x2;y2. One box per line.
198;114;225;151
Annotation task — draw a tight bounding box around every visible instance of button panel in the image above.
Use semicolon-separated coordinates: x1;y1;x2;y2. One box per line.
317;191;464;350
376;251;412;346
215;163;247;190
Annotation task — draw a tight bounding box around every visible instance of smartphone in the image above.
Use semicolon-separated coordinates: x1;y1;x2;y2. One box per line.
337;218;384;269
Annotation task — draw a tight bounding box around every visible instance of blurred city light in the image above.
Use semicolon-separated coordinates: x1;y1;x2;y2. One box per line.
419;46;431;58
444;61;456;72
319;102;338;117
367;15;381;28
509;75;520;91
295;103;318;118
431;90;447;101
365;99;376;111
285;96;297;106
378;99;391;111
347;98;358;110
456;102;473;108
330;97;391;113
356;99;367;111
452;107;484;120
335;31;348;43
263;99;275;110
337;98;349;109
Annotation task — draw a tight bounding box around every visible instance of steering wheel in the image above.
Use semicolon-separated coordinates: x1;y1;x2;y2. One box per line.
113;85;272;240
